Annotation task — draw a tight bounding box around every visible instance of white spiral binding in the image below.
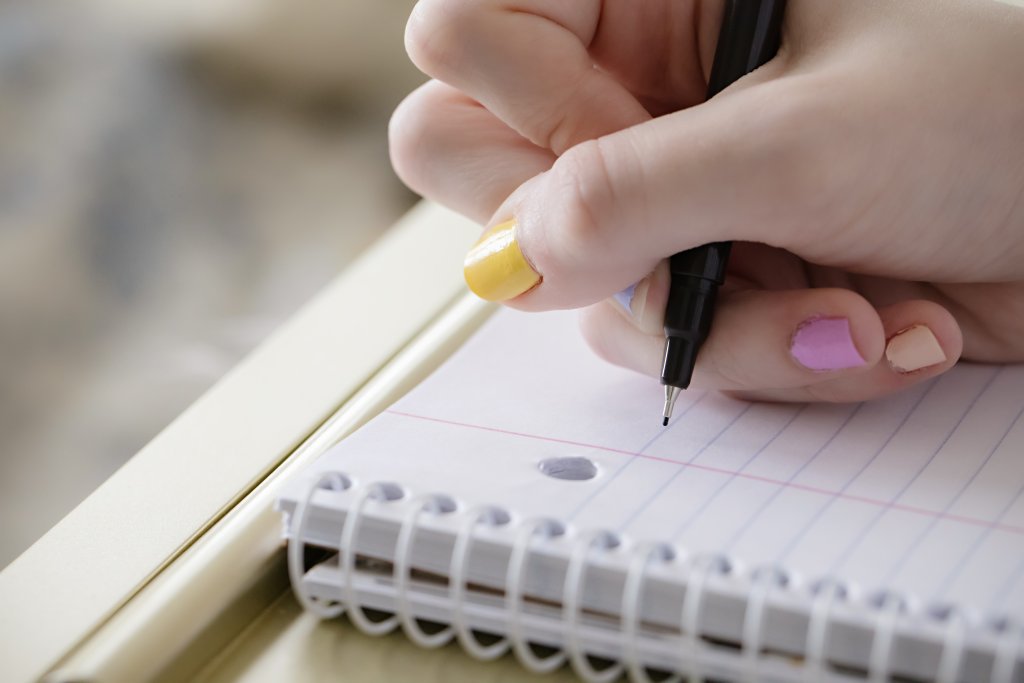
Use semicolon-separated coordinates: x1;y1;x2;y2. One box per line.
449;505;512;661
741;565;789;682
992;617;1022;683
564;529;625;683
867;590;906;683
287;470;351;618
804;578;848;682
925;603;967;683
289;476;1024;682
394;494;457;648
506;517;568;674
680;554;731;683
622;542;681;683
340;482;402;635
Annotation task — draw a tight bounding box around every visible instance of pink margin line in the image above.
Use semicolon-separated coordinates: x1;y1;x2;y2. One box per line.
386;409;1024;537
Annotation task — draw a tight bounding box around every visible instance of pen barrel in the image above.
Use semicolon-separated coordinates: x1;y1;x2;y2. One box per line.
669;242;731;284
661;244;729;388
664;272;720;339
707;0;786;99
659;0;785;395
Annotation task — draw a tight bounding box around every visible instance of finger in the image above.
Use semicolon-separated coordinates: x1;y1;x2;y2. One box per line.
730;299;963;403
463;75;826;308
581;286;887;391
389;80;555;223
583;291;962;402
405;0;651;153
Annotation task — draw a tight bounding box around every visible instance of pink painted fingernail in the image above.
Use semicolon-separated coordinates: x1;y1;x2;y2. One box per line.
885;324;946;373
790;317;867;371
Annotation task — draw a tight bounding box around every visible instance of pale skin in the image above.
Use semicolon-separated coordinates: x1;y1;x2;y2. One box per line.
388;0;1024;402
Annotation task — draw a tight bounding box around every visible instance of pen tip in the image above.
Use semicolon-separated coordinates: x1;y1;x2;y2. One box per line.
662;385;681;427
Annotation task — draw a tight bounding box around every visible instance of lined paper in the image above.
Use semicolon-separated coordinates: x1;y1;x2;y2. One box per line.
301;308;1024;620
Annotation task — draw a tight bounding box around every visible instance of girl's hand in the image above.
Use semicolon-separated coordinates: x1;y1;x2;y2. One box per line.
389;0;1024;402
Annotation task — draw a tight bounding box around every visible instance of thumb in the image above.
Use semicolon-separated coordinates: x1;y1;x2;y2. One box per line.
464;77;823;310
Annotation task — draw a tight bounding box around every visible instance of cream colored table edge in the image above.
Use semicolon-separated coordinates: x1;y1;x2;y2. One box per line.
0;201;495;683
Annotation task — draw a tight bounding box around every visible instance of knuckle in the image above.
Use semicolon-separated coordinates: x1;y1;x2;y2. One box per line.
522;81;587;154
548;139;617;260
387;85;442;193
404;0;474;79
524;106;572;155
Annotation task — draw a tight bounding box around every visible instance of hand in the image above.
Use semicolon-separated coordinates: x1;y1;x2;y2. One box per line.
389;0;1024;402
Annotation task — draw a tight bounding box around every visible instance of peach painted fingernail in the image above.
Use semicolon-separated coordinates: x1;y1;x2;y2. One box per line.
790;317;867;371
463;219;541;302
885;324;946;373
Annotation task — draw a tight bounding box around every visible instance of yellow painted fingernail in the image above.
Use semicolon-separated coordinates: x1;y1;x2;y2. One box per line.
463;219;541;301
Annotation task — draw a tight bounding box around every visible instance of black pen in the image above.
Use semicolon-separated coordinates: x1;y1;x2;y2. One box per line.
660;0;787;425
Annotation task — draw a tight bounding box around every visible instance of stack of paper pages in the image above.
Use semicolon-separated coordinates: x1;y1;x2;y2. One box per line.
278;308;1024;682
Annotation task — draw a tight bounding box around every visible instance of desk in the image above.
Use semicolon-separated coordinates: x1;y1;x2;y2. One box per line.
0;202;572;682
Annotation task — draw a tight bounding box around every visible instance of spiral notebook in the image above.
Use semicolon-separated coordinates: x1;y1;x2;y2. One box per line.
277;308;1024;682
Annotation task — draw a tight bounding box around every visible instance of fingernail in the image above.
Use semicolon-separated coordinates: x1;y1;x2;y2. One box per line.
463;219;541;302
612;277;652;323
885;324;946;373
790;317;867;371
613;283;636;313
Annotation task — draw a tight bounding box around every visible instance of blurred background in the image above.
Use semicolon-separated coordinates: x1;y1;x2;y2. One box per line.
0;0;427;568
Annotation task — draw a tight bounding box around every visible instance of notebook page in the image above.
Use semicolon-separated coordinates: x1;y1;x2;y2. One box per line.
292;307;1024;619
